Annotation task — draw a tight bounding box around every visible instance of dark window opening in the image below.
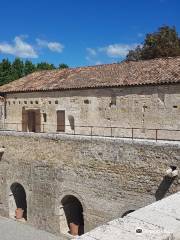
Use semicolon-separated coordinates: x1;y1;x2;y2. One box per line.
30;101;33;104
35;101;38;104
173;105;178;108
84;99;90;104
48;101;51;104
24;101;27;104
55;100;58;104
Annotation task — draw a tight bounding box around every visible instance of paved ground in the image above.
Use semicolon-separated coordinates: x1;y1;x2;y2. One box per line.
0;216;65;240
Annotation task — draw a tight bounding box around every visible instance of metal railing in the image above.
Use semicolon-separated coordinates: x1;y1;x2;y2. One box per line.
1;122;180;141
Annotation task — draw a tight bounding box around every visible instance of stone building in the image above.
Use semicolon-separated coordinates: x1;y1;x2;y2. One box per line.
0;57;180;140
0;57;180;238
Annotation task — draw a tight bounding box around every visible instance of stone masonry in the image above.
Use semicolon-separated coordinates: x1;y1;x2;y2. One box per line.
0;131;180;237
2;83;180;140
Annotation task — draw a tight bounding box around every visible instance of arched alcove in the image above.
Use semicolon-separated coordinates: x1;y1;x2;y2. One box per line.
121;209;135;218
60;195;84;236
9;182;27;220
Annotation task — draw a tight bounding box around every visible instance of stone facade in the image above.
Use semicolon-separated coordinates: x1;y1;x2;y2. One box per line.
0;131;180;237
2;83;180;140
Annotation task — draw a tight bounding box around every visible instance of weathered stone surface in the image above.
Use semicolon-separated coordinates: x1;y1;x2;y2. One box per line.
2;84;180;140
0;131;180;237
76;192;180;240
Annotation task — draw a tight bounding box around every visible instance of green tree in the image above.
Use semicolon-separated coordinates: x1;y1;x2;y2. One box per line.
58;63;69;69
126;26;180;61
24;60;36;75
0;59;12;85
11;58;24;80
36;62;56;70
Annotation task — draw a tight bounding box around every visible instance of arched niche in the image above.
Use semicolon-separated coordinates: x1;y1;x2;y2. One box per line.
60;195;84;236
121;209;135;218
9;182;27;220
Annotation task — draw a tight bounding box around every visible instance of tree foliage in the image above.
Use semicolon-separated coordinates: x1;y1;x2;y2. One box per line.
126;26;180;61
0;59;69;86
58;63;69;69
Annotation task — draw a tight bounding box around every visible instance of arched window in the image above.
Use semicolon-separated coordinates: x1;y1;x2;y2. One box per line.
60;195;84;236
9;183;27;220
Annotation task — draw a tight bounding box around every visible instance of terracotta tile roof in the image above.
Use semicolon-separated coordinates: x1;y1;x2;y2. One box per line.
0;57;180;93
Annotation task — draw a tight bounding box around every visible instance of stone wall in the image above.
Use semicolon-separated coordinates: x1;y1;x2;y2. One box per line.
3;83;180;140
0;132;180;237
76;192;180;240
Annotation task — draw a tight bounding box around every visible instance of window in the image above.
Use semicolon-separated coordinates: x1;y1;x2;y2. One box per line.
48;101;51;104
24;101;27;104
173;105;178;108
55;100;58;104
30;101;33;104
84;99;90;104
35;101;38;104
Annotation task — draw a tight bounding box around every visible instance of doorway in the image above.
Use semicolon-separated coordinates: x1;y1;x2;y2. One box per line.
57;110;65;132
27;111;36;132
22;109;41;133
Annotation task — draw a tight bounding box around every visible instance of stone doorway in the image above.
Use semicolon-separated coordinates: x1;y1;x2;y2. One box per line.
60;195;84;236
9;183;27;220
57;110;65;132
22;108;41;133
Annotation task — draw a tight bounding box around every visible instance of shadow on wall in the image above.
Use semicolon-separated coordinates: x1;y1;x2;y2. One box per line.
155;176;175;201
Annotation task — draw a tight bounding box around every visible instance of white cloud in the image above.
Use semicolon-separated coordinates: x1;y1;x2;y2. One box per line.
0;36;38;58
86;48;97;56
99;43;138;58
36;38;64;53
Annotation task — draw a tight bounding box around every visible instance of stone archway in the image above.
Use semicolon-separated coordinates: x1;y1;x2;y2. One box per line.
9;182;27;220
60;195;84;236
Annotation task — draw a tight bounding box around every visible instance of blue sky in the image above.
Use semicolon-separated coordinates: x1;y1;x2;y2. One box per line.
0;0;179;67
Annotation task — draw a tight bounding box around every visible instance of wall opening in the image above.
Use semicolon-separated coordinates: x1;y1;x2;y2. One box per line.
9;183;27;220
60;195;84;236
22;108;41;133
121;210;135;218
57;110;65;132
